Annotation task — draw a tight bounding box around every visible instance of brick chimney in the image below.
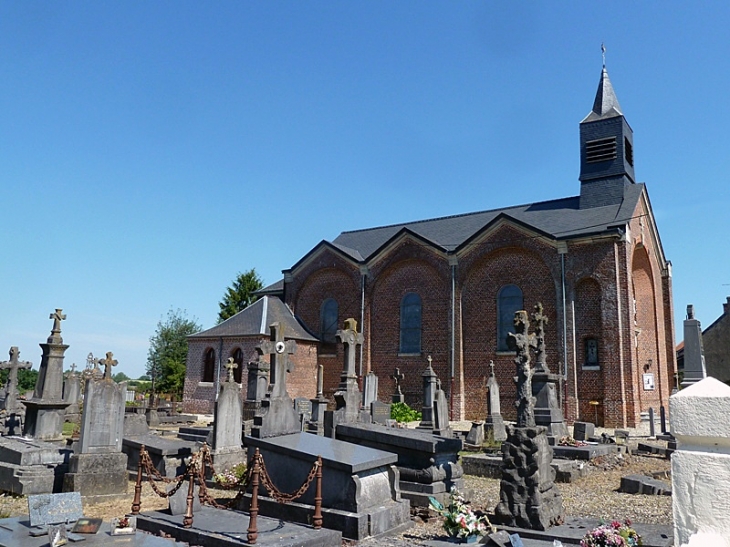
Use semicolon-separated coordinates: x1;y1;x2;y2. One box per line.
724;297;730;315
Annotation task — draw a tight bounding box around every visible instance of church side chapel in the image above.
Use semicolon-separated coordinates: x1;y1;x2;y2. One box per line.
183;65;676;428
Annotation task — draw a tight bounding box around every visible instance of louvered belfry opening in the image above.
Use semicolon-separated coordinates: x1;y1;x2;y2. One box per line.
585;136;617;163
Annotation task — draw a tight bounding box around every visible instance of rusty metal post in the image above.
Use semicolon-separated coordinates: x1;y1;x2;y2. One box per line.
131;445;145;515
247;448;260;544
313;456;323;530
182;459;196;528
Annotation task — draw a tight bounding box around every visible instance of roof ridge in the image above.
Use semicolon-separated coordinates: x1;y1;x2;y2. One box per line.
337;194;580;236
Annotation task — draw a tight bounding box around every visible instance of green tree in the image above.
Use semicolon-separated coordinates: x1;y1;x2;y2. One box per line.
112;371;131;383
217;269;264;323
0;368;38;392
146;308;201;398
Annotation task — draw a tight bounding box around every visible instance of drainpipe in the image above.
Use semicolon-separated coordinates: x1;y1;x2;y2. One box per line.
359;268;368;378
559;244;568;416
449;257;457;419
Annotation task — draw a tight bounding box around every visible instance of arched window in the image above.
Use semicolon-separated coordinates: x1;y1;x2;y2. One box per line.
203;348;216;383
231;347;244;383
320;299;339;344
584;338;599;368
400;292;422;354
497;285;523;351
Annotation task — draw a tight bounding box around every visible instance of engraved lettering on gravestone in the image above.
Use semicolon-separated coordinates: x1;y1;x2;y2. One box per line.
28;492;83;527
100;351;118;380
1;347;32;412
371;401;391;425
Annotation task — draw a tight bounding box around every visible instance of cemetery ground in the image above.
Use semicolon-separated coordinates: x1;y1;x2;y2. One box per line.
0;421;671;546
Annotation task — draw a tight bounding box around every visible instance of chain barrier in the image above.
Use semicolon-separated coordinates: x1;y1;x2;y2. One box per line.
196;444;255;509
256;453;320;504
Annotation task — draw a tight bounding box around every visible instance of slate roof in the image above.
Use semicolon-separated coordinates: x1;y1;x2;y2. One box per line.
582;67;623;123
327;184;644;263
188;296;318;341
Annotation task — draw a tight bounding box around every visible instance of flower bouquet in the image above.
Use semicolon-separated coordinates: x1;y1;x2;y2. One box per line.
581;519;642;546
429;488;494;542
110;516;137;536
213;463;247;489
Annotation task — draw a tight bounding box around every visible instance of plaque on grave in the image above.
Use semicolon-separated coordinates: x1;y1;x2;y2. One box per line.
28;492;83;527
370;401;391;425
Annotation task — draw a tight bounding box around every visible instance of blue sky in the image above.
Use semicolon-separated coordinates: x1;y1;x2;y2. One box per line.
2;3;728;379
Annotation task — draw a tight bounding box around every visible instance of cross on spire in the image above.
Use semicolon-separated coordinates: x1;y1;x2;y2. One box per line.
224;357;238;383
256;322;297;399
601;42;606;67
100;351;118;380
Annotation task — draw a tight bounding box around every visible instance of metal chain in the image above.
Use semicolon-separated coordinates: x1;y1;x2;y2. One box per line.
257;455;320;503
196;444;255;509
139;446;193;498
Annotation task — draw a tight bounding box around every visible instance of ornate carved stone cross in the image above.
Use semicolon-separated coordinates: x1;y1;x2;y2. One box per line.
224;357;237;383
391;367;405;395
48;309;66;343
508;310;537;427
1;347;32;411
336;318;363;382
256;322;297;399
532;303;549;373
100;351;118;380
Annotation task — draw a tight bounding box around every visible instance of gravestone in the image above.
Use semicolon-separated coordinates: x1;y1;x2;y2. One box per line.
362;371;378;409
22;310;72;441
324;319;366;437
250;322;300;439
530;304;568;438
494;308;564;531
391;367;405;404
63;363;81;423
242;358;269;422
294;397;312;431
681;304;707;388
371;400;391;425
209;358;245;471
485;360;508;442
336;422;464;507
573;422;595;442
417;356;438;432
308;364;328;435
466;421;485;446
433;378;451;437
63;351;128;502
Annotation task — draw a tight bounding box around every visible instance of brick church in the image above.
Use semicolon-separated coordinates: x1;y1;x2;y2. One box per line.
184;66;676;428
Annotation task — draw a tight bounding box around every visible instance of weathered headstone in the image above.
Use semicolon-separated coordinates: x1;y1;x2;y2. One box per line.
485;360;507;442
28;492;83;527
63;351;128;502
681;304;707;388
362;371;378;409
1;347;32;414
250;322;300;439
242;358;269;422
294;397;312;431
466;421;485;446
22;310;72;441
209;358;245;476
531;304;568;438
391;367;405;404
417;356;438;432
573;422;594;442
495;308;564;530
324;319;366;437
63;363;81;422
433;378;451;437
308;364;328;435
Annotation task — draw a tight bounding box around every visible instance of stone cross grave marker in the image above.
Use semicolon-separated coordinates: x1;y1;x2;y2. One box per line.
508;310;537;428
1;347;32;412
336;318;363;385
256;322;297;399
224;357;237;383
532;303;549;374
48;309;66;344
391;367;405;403
100;351;118;380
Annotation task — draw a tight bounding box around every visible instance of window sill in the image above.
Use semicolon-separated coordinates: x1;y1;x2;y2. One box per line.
581;365;600;371
319;353;337;358
397;353;422;357
197;382;214;387
495;351;514;356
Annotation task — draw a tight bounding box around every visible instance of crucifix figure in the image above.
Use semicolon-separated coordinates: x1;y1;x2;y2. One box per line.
508;310;537;427
100;351;118;380
255;322;297;399
224;357;237;383
336;318;363;384
391;367;405;395
48;309;66;343
532;303;549;374
1;347;32;412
